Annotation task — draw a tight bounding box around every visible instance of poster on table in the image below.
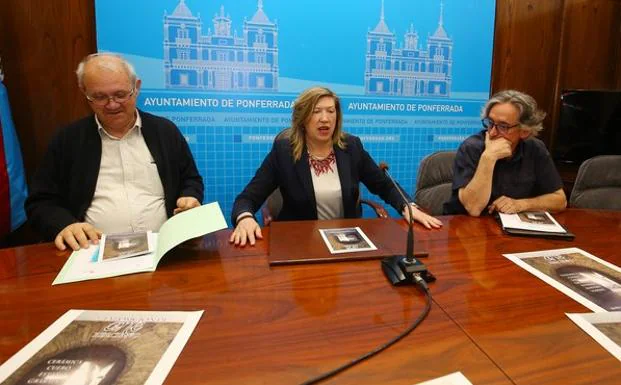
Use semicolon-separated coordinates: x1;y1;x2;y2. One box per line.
0;310;203;385
504;247;621;312
566;311;621;362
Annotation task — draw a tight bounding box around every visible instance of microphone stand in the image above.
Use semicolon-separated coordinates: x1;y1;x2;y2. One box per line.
379;163;435;286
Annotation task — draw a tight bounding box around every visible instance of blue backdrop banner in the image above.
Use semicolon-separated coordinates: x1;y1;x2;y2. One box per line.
95;0;496;222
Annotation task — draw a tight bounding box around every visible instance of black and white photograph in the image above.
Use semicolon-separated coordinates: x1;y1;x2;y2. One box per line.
517;211;555;225
319;227;377;254
98;231;153;262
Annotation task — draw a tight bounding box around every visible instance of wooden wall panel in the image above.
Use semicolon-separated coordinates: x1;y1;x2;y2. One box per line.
491;0;564;145
557;0;621;89
492;0;621;148
0;0;96;180
549;0;621;149
618;39;621;89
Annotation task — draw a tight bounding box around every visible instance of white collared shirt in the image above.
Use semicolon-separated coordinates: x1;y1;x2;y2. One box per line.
84;112;168;233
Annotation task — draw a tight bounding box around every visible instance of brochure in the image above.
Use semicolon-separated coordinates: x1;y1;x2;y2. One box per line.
98;231;154;261
0;309;203;385
53;202;227;285
566;311;621;362
318;227;377;254
504;247;621;312
415;371;474;385
498;211;574;239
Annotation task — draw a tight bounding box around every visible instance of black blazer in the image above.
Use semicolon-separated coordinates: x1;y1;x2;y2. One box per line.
231;134;408;224
25;110;204;240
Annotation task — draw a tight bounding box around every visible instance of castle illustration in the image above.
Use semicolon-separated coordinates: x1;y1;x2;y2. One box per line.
163;0;278;91
365;0;453;97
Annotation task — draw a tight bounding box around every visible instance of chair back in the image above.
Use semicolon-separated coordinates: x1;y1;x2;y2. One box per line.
570;155;621;210
414;151;456;215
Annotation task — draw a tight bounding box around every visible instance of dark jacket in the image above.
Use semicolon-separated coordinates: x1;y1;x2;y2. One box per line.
231;134;407;224
25;110;203;240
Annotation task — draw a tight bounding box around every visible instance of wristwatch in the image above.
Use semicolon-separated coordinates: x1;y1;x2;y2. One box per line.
402;202;419;212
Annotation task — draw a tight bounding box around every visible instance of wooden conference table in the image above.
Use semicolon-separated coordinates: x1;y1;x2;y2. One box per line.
1;209;620;384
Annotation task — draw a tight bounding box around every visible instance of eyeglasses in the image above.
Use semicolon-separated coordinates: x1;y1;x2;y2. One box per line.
85;88;135;106
481;117;520;134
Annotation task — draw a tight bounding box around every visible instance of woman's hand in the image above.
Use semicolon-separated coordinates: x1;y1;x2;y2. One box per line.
229;215;263;246
402;204;443;229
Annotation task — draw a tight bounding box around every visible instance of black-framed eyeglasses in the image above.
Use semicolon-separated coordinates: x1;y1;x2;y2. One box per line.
481;117;520;134
85;88;135;106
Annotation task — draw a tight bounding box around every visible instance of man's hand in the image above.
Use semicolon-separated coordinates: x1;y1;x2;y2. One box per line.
483;131;512;161
488;195;525;214
174;197;201;215
55;222;102;251
402;204;443;229
229;216;263;247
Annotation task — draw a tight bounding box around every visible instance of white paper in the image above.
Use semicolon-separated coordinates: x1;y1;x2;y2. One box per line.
498;211;566;233
0;309;203;385
504;247;621;312
567;311;621;362
319;227;377;254
415;372;474;385
54;202;227;285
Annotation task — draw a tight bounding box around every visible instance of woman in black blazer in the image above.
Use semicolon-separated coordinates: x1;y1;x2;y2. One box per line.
230;87;442;246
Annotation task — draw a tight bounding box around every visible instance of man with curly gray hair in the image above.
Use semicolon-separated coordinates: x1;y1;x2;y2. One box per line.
443;90;567;216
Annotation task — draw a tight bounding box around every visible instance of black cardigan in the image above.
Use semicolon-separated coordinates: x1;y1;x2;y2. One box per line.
231;134;408;224
25;110;203;240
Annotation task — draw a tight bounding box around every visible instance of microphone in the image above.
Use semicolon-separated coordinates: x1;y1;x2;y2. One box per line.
378;162;435;286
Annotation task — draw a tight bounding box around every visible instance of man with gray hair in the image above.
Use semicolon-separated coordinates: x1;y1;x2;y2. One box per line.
26;53;203;251
443;89;566;216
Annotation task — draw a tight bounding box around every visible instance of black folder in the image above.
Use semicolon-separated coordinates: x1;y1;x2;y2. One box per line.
496;213;576;241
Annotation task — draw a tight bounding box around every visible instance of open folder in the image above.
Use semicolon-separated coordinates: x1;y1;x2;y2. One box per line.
497;211;575;240
53;202;227;285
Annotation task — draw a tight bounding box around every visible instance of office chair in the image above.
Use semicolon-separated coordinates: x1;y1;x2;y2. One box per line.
414;151;456;215
261;189;389;226
569;155;621;210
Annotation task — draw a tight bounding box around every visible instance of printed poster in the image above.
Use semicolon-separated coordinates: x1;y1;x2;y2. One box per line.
0;310;203;385
567;311;621;362
504;248;621;312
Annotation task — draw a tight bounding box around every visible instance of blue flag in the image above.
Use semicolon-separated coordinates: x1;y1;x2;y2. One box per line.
0;80;28;235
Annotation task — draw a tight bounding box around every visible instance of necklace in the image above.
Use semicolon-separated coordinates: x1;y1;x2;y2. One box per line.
308;150;336;176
